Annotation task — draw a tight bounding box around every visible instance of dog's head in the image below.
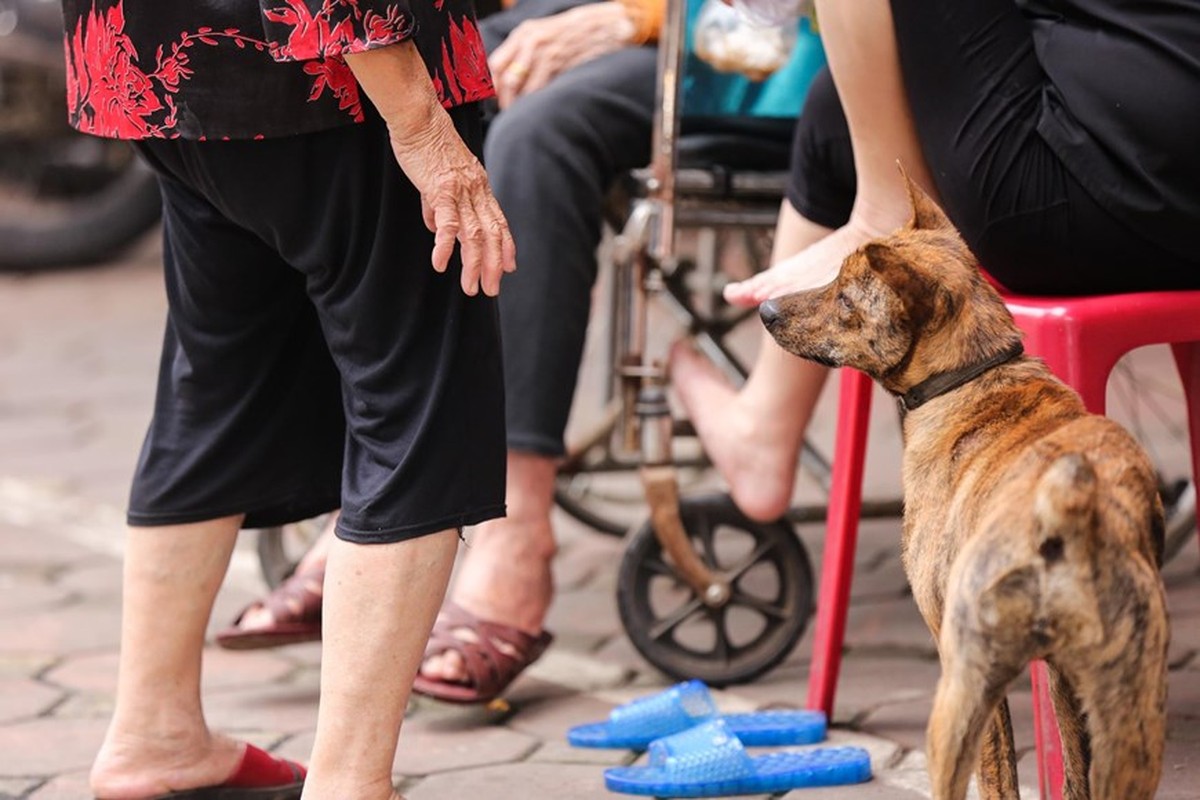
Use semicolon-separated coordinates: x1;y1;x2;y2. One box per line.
760;174;1022;397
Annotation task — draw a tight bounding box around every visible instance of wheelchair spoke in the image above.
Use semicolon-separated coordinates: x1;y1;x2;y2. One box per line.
725;539;779;583
709;605;733;662
729;588;788;621
648;596;705;642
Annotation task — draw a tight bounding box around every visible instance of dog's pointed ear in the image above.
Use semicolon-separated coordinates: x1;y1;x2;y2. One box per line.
897;162;952;232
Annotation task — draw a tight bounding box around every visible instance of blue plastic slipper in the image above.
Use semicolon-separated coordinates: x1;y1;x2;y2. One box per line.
604;719;872;797
567;680;826;750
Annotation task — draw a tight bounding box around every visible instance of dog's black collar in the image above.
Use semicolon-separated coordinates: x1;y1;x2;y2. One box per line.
898;341;1025;413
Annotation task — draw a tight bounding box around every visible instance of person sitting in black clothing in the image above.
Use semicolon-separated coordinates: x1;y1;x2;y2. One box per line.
671;0;1200;523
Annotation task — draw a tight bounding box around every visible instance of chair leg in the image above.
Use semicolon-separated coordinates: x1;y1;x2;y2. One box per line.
806;368;873;717
1170;341;1200;556
1031;661;1066;799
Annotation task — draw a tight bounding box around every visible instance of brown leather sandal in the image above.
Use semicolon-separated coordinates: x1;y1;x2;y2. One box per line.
215;563;324;651
411;601;554;704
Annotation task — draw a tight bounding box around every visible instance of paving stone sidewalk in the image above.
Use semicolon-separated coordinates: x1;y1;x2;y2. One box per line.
1;250;1198;799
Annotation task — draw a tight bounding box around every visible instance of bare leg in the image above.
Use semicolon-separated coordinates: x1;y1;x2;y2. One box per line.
670;202;831;521
302;530;458;800
722;0;939;308
671;0;941;518
91;517;247;799
420;451;557;682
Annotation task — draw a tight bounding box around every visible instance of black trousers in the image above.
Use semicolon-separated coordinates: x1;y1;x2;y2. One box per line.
789;1;1200;296
130;107;507;543
480;0;658;458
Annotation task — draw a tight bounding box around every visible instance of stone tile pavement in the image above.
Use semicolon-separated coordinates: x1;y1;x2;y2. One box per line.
1;244;1199;798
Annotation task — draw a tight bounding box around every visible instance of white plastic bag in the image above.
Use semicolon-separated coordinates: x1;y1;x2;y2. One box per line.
693;0;798;81
733;0;809;27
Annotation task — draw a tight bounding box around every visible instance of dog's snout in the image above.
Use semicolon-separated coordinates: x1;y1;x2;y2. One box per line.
759;299;782;328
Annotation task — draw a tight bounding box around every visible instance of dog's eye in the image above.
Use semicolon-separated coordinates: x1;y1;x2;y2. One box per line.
837;292;853;312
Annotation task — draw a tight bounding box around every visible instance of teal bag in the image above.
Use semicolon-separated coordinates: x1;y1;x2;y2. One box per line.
681;2;825;120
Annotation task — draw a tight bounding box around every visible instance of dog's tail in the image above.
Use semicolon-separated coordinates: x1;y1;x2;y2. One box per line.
1032;452;1099;563
1027;452;1107;651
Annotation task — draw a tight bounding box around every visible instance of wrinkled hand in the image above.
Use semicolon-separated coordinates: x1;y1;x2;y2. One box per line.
389;121;516;297
490;2;636;109
345;42;516;297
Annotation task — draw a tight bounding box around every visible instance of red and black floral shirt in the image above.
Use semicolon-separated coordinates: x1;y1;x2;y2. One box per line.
62;0;495;140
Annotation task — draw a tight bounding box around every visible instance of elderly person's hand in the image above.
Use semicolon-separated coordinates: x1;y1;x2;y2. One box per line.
346;42;516;297
490;2;640;109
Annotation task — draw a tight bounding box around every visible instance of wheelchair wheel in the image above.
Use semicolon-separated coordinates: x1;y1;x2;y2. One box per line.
255;515;329;588
616;494;813;687
1160;476;1196;564
1106;347;1197;565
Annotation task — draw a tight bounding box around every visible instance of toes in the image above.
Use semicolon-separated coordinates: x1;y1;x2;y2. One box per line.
723;276;768;307
420;651;467;682
237;606;275;632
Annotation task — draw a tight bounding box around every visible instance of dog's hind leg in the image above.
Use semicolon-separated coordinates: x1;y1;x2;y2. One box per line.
926;652;1022;800
929;546;1038;800
1070;571;1168;800
975;698;1020;800
1044;664;1090;800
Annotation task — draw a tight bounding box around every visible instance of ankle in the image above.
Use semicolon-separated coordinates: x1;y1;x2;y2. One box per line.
846;205;908;241
300;773;398;800
469;513;557;563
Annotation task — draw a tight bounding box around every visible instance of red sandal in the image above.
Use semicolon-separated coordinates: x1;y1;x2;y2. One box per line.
412;601;554;704
101;743;305;799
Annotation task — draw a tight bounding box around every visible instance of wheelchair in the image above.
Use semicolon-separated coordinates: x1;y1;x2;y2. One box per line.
256;0;1196;688
550;3;909;686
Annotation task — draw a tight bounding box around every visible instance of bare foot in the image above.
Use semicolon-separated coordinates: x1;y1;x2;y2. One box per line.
724;219;888;307
669;341;808;522
419;513;555;684
91;730;246;799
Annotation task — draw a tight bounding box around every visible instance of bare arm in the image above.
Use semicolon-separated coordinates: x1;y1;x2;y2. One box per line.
345;42;515;297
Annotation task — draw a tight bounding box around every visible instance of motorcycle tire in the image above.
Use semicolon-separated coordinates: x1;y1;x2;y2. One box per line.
0;157;160;272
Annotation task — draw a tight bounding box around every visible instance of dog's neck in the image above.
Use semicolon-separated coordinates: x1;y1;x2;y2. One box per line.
895;340;1025;412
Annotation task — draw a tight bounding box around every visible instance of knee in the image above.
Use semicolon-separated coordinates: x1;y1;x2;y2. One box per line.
788;69;856;227
483;96;572;176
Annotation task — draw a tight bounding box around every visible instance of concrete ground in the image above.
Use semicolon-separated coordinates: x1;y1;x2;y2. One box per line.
1;232;1198;799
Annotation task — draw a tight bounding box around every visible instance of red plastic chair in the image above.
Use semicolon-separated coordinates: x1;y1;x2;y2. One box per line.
806;287;1200;799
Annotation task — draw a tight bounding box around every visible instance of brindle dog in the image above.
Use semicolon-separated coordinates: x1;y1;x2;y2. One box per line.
759;177;1169;800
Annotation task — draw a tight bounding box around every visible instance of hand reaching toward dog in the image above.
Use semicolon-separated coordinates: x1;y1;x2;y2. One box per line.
346;42;516;297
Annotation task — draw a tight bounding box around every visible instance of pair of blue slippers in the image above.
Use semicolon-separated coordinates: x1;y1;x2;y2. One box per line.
567;680;872;797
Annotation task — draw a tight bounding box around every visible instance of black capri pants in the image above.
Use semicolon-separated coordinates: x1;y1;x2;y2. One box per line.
129;106;507;544
789;1;1200;296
